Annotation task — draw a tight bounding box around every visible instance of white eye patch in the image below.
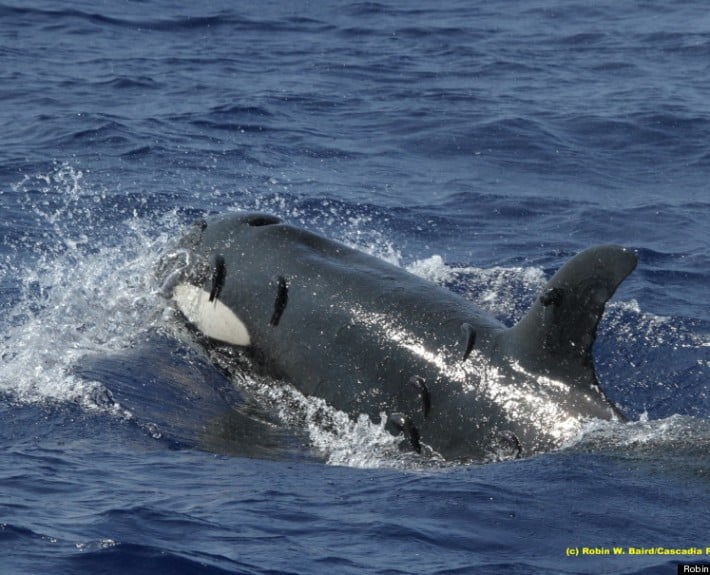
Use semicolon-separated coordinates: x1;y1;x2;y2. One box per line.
173;284;251;346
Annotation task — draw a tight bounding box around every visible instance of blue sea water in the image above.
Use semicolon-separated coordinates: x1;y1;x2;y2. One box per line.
1;1;709;574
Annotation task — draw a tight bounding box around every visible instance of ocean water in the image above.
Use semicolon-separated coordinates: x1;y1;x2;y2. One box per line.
1;1;709;574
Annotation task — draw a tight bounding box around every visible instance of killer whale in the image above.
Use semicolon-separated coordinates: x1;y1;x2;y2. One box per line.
164;212;637;461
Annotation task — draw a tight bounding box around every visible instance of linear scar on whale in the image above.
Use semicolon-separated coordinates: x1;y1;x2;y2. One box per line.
160;212;637;461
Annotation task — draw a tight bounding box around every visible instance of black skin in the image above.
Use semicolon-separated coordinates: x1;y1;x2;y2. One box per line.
172;212;636;461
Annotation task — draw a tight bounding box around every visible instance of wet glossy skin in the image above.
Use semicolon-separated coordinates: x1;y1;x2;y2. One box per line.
169;212;636;461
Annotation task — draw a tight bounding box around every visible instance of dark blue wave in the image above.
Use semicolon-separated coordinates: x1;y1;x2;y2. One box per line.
0;523;45;543
62;543;255;575
0;2;334;35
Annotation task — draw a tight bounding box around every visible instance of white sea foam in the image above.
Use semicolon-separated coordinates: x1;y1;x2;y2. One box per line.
566;413;710;459
0;163;172;410
231;371;444;469
405;254;547;319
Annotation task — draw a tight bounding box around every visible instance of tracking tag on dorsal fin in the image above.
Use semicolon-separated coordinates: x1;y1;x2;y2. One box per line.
500;245;637;390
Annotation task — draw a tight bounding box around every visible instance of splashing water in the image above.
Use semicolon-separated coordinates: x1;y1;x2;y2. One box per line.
1;163;174;409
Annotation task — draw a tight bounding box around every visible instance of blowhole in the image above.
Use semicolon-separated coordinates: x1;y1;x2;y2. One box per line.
246;215;282;227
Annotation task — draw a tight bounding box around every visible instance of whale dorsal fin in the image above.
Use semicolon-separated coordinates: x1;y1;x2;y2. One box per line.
501;245;637;390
